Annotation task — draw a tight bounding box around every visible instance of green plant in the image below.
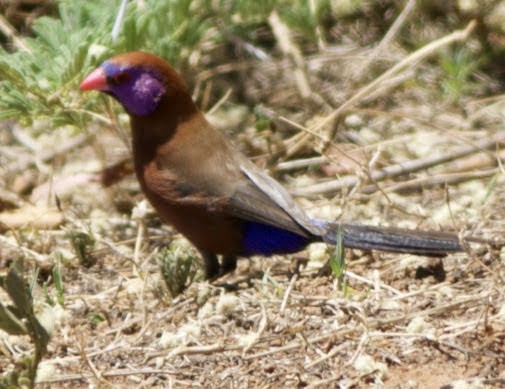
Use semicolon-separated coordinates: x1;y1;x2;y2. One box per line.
88;311;106;328
0;260;50;389
66;230;96;267
158;239;199;297
52;254;65;306
329;224;347;292
0;0;212;132
440;47;480;103
0;0;334;135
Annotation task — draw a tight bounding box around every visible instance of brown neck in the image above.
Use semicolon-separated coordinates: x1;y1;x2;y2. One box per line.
130;91;200;163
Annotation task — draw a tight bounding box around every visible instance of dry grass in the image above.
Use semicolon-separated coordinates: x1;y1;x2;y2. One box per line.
1;2;505;387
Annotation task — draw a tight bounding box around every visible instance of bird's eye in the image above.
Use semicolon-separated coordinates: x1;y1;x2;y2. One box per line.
110;71;130;85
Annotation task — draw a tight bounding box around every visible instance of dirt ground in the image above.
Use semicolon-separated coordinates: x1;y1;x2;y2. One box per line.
1;1;505;388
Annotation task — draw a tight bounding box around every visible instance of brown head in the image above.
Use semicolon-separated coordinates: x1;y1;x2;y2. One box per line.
80;51;187;117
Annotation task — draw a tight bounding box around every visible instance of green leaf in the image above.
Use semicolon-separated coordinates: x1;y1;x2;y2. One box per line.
330;224;346;291
5;265;32;318
88;312;106;328
52;255;65;306
330;225;345;276
0;303;27;335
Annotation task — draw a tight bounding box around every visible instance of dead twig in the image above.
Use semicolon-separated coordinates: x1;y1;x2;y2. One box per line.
0;13;31;52
146;342;234;361
320;20;477;144
0;234;48;264
362;169;498;194
10;133;91;173
280;274;297;313
356;0;417;74
292;131;505;197
304;342;347;369
37;368;178;384
268;11;311;100
245;294;489;360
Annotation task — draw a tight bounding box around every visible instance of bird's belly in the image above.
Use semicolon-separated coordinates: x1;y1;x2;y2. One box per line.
147;194;243;255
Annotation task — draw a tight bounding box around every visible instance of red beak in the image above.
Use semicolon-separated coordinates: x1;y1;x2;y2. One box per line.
80;67;108;91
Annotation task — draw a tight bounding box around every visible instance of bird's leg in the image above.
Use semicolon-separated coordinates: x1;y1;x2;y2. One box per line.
220;255;237;276
198;249;220;279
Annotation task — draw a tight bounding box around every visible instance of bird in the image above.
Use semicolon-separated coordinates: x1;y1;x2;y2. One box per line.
80;51;466;280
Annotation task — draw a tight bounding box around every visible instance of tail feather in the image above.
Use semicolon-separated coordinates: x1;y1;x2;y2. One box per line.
323;222;463;257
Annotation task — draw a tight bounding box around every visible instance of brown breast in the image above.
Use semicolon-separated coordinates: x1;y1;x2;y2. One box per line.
138;158;244;255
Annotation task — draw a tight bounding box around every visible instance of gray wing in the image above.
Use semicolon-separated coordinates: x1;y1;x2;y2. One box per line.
226;174;314;238
154;121;323;238
237;157;326;236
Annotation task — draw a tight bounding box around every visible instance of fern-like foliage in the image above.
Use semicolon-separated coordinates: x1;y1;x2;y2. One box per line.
0;0;328;133
0;0;212;131
0;1;111;129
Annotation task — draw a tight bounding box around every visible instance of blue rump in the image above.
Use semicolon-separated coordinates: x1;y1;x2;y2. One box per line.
241;221;310;256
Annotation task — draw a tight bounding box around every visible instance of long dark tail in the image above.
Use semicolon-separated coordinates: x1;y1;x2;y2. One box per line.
323;222;464;257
